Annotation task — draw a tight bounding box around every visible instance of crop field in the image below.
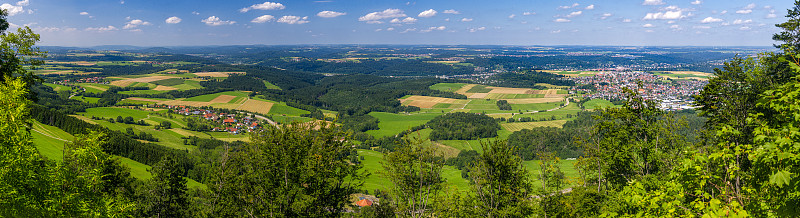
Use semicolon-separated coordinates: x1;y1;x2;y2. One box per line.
263;81;281;90
209;95;238;103
512;102;582;120
501;120;568;131
485;93;545;99
236;99;275;114
193;72;245;77
109;76;176;87
466;85;493;93
365;112;443;138
510;102;563;111
504;98;565;104
80;107;152;120
583;99;616;109
150;78;185;86
429;83;468;92
119;89;169;95
487;87;536;94
78;83;111;93
184;91;250;102
399;95;469;108
71;96;100;104
264;101;310;116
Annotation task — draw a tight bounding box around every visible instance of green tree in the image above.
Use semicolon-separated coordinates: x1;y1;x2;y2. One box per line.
773;0;800;51
469;140;534;218
0;13;45;91
211;121;364;217
381;135;445;218
139;154;188;217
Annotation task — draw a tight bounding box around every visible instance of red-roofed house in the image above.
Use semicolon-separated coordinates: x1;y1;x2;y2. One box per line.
356;199;373;207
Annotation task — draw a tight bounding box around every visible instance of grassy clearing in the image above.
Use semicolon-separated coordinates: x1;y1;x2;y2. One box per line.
256;99;309;116
81;107;152;120
151;78;185;86
44;83;74;92
77;83;110;93
184;91;249;102
510;102;563;112
429;83;468;92
264;80;281;90
513;102;582;120
583;99;616;109
358;149;469;192
365;112;443;138
171;80;204;90
71;96;101;104
466;85;493;93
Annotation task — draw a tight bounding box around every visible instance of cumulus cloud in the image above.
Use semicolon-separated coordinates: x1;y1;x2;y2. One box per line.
461;18;473;22
740;26;751;30
554;18;571;23
693;25;711;29
642;0;664;5
277;15;309;24
551;30;562;33
766;13;777;18
691;0;701;5
390;17;417;23
359;9;406;22
317;10;346;18
400;28;416;33
585;5;594;10
670;24;680;29
701;17;723;23
0;0;27;16
557;3;579;10
643;23;655;28
165;16;182;24
80;12;89;15
523;12;536;15
443;9;460;14
202;16;236;26
418;9;437;17
622;19;632;22
386;27;395;31
732;19;752;24
123;19;151;29
565;11;582;18
240;2;285;13
508;14;516;19
736;3;756;14
469;26;486;32
251;15;275;23
420;26;446;33
643;8;687;20
600;13;612;19
85;25;118;32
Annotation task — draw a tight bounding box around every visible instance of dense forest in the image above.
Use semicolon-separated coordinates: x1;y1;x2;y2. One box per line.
427;112;501;140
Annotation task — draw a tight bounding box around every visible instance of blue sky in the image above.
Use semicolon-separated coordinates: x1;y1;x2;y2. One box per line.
2;0;793;46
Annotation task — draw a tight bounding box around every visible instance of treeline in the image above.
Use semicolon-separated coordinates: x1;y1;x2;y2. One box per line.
428;112;500;140
259;58;476;76
484;70;575;88
496;100;512;110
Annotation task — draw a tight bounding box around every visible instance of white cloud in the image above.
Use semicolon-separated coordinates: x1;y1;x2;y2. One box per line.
386;27;395;31
508;14;516;19
375;28;382;32
551;30;562;33
766;13;777;18
192;11;200;15
469;26;486;32
445;18;450;21
277;15;309;24
736;9;752;14
420;26;446;33
622;18;631;23
317;10;346;18
691;0;701;5
565;11;582;18
743;3;756;9
202;16;236;26
732;19;752;25
701;17;723;23
693;25;711;29
461;18;473;22
165;16;182;24
80;12;89;15
400;28;416;33
523;12;536;15
418;9;437;18
16;0;28;6
251;15;275;23
240;2;285;13
585;5;594;10
740;26;751;30
359;9;406;22
601;13;612;19
0;3;24;16
643;23;654;28
642;0;664;5
557;3;579;10
390;17;417;23
554;18;571;23
443;9;460;14
720;10;727;14
670;24;680;29
123;19;151;29
85;25;118;32
643;10;687;20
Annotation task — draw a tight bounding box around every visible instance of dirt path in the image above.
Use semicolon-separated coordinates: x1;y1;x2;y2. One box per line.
31;129;69;142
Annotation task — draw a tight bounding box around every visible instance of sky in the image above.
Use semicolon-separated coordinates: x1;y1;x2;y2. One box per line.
2;0;794;47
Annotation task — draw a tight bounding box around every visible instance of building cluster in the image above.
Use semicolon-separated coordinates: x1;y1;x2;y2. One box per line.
568;71;707;110
55;77;108;84
151;105;263;134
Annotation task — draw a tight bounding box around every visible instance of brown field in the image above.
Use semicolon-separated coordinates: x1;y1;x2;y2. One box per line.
488;87;534;94
400;95;463;108
432;142;461;159
153;85;178;91
110;76;175;87
468;93;490;99
660;71;712;77
193;72;246;77
126;97;164;103
229;97;248;104
209;95;237;103
505;98;564;104
455;84;477;94
71;115;97;124
83;85;108;91
47;61;97;66
501;120;568;131
236;99;274;114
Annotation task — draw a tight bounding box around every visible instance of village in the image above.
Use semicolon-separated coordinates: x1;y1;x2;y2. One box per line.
149;104;265;135
567;71;707;110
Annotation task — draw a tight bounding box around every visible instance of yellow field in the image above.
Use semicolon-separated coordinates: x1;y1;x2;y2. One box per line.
126;97;163;103
193;72;246;77
83;84;108;91
400;95;468;108
236;99;274;114
455;84;477;94
467;93;490;98
167;128;196;137
505;98;564;104
660;71;712;77
209;95;237;103
153;85;178;91
501;120;568;131
487;87;533;94
110;76;176;87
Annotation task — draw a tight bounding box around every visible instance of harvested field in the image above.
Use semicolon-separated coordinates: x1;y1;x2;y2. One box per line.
153;85;178;91
83;85;108;91
236;99;274;114
70;115;97;124
455;84;477;94
468;93;490;99
505;98;564;104
209;95;237;103
168;129;196;137
400;96;465;108
193;72;246;77
502;120;568;131
488;87;534;94
110;76;175;87
660;71;712;77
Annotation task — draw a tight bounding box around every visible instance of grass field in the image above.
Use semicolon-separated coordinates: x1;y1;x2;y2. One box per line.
510;102;563;112
71;96;101;104
80;107;152;120
264;80;281;90
466;85;493;93
512;102;582;120
429;83;468;92
266;101;310;116
44;83;74;92
365;112;443;138
77;83;111;93
583;99;616;109
150;78;185;86
119;89;169;95
184;91;250;102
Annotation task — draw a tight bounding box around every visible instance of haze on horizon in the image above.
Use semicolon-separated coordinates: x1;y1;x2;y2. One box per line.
2;0;793;47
